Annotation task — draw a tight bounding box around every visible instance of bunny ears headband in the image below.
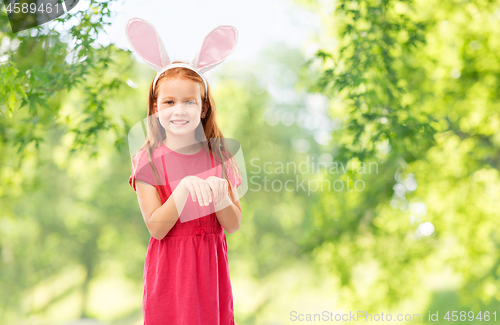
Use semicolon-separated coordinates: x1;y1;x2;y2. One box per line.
125;17;239;100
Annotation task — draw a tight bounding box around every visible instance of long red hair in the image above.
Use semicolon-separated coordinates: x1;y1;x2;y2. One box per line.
131;60;241;202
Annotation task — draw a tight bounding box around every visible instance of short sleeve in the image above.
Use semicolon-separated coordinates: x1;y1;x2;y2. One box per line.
129;151;156;192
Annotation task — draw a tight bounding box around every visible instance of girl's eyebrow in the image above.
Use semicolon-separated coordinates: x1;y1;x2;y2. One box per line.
160;96;197;101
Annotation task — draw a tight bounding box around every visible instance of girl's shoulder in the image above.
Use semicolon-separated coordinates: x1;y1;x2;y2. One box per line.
132;145;164;168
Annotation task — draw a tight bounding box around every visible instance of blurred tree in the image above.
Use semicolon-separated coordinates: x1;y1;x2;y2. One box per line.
0;0;149;322
0;0;129;160
290;0;500;314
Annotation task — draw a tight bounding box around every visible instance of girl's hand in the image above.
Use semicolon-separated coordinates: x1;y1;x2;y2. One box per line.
205;176;229;206
182;175;213;207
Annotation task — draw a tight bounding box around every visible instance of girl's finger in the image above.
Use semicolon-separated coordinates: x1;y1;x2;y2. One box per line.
200;181;212;206
186;182;197;202
218;179;225;206
206;179;218;205
207;182;214;206
206;182;213;205
199;181;211;207
222;179;229;202
212;182;218;206
212;179;219;206
193;182;205;207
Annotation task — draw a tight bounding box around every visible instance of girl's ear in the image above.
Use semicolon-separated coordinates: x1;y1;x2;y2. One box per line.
125;17;172;72
190;25;239;74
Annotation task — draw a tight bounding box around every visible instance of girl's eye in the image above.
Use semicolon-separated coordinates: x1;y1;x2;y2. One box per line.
163;100;195;105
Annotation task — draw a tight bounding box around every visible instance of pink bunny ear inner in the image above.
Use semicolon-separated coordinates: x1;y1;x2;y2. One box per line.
196;26;238;71
126;18;170;71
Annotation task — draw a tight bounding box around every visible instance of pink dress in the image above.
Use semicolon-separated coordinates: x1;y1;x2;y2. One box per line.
128;143;241;325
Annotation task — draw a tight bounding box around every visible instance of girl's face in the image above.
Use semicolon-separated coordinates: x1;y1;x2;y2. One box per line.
154;77;204;137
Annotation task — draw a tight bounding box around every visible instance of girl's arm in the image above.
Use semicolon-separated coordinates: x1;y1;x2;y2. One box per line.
135;178;190;240
214;184;242;234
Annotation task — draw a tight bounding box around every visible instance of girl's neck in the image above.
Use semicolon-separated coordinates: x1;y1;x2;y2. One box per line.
163;134;204;154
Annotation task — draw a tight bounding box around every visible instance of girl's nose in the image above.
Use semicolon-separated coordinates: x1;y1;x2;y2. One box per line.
171;103;187;113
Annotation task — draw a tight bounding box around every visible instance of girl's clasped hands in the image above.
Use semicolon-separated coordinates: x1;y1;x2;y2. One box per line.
182;175;229;207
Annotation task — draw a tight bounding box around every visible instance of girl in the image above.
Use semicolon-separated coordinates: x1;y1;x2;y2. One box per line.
125;18;243;325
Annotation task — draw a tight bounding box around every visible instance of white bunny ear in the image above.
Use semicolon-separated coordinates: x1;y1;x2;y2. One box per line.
190;25;238;74
125;17;171;72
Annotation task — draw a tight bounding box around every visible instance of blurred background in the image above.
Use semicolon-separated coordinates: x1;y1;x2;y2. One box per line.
1;0;500;324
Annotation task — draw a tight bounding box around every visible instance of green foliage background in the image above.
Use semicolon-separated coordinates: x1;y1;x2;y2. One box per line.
1;0;500;324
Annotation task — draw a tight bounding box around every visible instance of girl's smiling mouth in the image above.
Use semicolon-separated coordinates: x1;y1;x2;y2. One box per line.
171;120;189;125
